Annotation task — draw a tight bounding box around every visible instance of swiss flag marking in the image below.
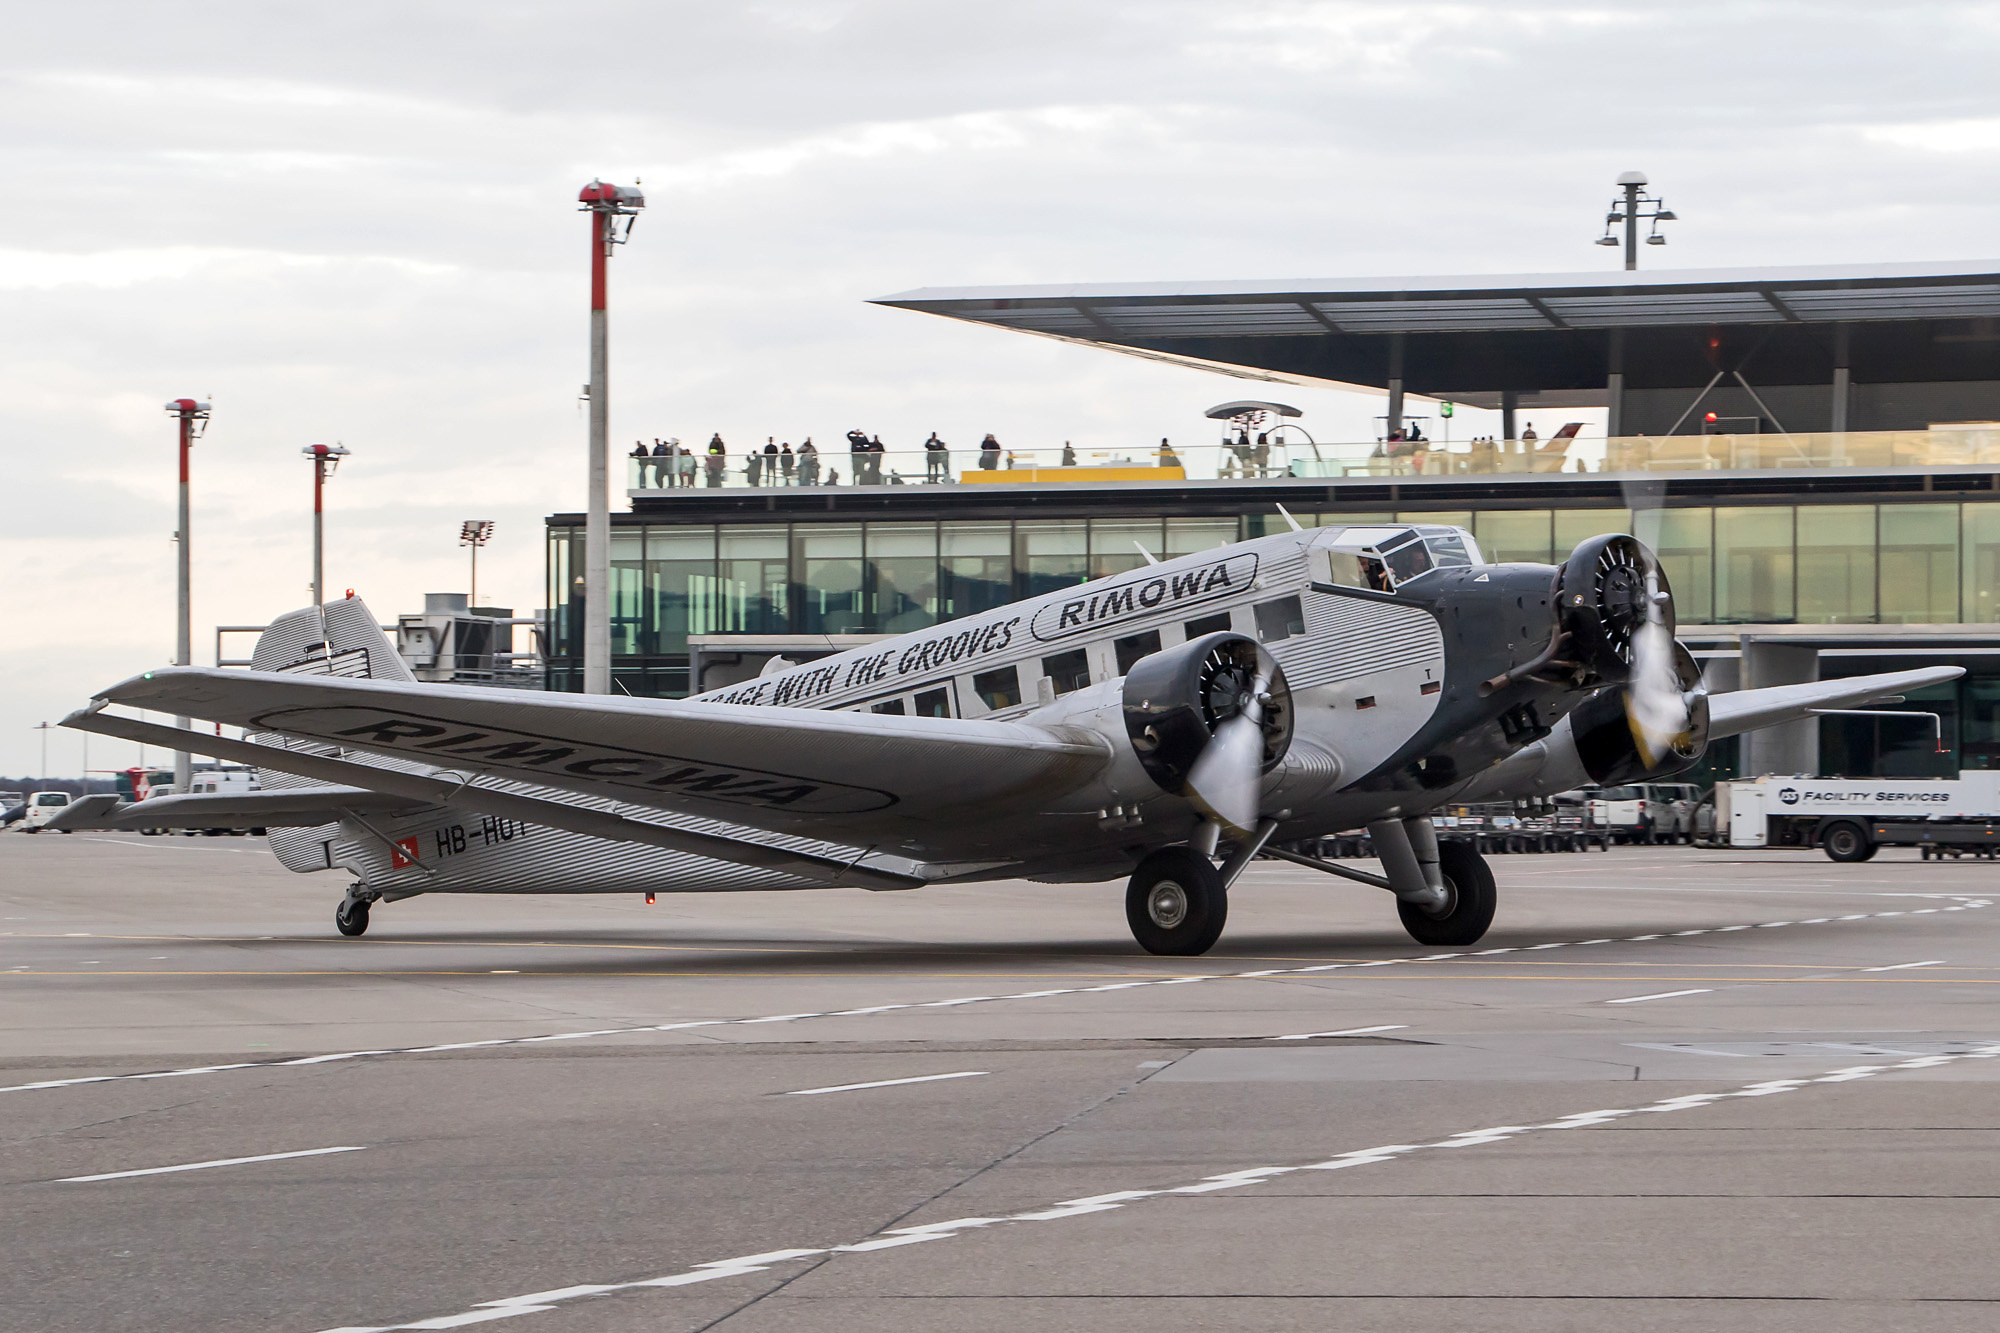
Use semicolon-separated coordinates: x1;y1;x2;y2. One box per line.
391;837;422;869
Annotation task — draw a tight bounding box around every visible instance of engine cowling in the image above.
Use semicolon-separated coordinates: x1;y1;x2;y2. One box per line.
1557;534;1664;684
1568;640;1710;785
1122;632;1293;798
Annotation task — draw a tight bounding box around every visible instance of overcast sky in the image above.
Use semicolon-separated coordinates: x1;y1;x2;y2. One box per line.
5;1;2000;776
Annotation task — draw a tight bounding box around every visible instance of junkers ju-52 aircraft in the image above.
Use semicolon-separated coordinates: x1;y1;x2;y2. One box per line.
56;520;1955;954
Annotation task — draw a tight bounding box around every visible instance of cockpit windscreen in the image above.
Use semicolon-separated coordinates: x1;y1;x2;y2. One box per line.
1418;528;1476;568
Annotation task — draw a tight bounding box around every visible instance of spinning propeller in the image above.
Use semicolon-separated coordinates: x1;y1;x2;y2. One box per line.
1184;649;1277;834
1624;556;1705;768
1123;633;1294;836
1560;534;1709;775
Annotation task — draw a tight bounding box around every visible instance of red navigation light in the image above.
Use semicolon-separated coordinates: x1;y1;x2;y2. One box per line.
1705;412;1718;423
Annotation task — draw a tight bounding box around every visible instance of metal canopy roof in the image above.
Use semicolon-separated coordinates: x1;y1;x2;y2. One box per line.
871;261;2000;395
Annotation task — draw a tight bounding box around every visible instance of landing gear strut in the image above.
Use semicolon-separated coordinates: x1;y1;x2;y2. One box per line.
1263;818;1499;947
334;892;372;938
1126;847;1228;956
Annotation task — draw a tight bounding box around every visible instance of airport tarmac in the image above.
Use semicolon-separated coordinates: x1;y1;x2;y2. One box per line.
3;831;1997;1331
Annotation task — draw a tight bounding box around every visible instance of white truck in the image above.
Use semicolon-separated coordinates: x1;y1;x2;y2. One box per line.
174;768;262;836
1586;782;1703;843
1714;772;2000;861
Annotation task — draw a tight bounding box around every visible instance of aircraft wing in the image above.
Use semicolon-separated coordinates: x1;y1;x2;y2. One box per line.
46;787;431;833
1705;666;1963;740
84;666;1111;837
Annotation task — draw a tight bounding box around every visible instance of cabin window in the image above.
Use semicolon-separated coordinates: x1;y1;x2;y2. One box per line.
1254;595;1305;643
870;698;906;715
914;687;952;718
1114;629;1162;675
1041;649;1090;696
1323;550;1367;588
1184;612;1232;639
971;666;1022;711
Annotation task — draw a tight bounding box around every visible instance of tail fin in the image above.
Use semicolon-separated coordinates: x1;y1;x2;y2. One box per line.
248;594;411;873
251;595;414;683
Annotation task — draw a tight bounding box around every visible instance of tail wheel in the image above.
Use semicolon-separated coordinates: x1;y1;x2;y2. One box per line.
1396;842;1497;946
1126;847;1227;956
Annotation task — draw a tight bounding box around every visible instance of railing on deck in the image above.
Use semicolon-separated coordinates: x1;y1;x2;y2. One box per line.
625;428;2000;491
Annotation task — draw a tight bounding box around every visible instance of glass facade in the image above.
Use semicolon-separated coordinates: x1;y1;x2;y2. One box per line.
550;500;2000;695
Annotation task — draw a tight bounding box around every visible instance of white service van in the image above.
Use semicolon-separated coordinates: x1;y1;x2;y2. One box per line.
1586;782;1702;843
21;791;74;832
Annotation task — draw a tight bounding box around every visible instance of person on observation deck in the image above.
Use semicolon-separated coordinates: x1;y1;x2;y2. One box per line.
846;429;868;484
629;441;651;487
978;433;1001;470
780;441;796;485
925;432;948;482
798;437;820;486
705;433;726;487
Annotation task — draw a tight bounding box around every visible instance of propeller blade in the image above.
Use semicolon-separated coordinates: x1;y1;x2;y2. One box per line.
1624;560;1693;768
1184;667;1270;835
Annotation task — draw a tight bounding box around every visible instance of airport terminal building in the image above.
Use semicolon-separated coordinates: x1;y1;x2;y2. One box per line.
546;261;2000;782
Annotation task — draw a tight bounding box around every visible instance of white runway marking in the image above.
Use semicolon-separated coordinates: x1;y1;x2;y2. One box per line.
59;1145;365;1182
1860;959;1945;972
1605;989;1714;1004
6;897;1988;1098
784;1071;987;1096
312;1043;2000;1333
1268;1025;1408;1040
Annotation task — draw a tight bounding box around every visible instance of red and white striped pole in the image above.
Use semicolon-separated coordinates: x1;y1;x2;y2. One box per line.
577;180;644;695
300;443;351;607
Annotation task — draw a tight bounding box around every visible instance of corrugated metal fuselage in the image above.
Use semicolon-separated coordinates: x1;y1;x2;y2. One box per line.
302;528;1582;897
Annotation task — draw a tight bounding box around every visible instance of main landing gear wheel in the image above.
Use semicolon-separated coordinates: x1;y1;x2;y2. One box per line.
334;897;371;938
1396;841;1497;947
1126;847;1227;957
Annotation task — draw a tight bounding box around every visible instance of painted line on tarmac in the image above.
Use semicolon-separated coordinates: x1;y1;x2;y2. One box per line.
1604;988;1714;1005
58;1145;365;1183
1861;959;1946;972
784;1071;987;1097
5;897;1988;1098
1268;1025;1408;1040
310;1043;2000;1333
